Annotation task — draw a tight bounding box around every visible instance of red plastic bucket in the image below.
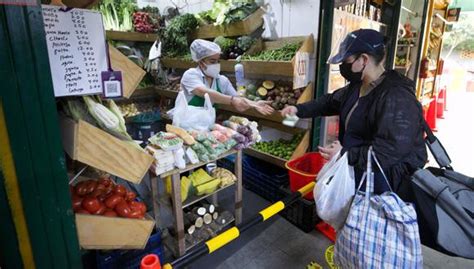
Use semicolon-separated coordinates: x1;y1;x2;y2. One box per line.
285;152;327;200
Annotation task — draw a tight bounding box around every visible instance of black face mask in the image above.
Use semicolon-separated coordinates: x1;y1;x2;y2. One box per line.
339;57;365;82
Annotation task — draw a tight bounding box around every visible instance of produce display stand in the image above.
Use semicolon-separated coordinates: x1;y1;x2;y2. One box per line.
150;150;243;257
106;30;158;43
190;7;265;39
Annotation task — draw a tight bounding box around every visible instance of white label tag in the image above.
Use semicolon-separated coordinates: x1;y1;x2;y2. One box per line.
293;52;310;89
104;80;121;98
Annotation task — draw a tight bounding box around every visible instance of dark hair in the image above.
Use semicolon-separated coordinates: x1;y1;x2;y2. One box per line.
367;47;386;65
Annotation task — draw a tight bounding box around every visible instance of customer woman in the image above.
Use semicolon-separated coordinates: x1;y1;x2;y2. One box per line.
180;39;274;115
282;29;427;200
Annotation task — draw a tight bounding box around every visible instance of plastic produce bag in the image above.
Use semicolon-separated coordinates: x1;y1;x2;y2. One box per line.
169;91;215;131
313;152;355;230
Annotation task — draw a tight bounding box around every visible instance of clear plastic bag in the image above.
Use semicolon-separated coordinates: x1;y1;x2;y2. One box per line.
169;91;216;131
313;152;355;230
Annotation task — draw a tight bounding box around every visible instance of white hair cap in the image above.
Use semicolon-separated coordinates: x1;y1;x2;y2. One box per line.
190;39;221;62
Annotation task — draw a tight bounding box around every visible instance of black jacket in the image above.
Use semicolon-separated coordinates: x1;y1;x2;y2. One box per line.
297;71;427;198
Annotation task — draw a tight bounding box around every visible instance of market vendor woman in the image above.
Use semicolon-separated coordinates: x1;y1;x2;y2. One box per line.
180;39;274;115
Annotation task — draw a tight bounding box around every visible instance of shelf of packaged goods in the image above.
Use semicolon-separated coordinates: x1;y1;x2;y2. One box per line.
182;182;235;209
160;57;294;77
106;30;158;42
157;150;237;178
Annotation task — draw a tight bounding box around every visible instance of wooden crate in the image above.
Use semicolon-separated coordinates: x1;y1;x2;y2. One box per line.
76;214;154;249
109;45;146;99
59;117;154;184
244;130;310;168
191;8;265;39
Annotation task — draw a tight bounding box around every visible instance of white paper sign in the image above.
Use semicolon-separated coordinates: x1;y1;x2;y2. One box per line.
293;51;310;89
42;5;108;97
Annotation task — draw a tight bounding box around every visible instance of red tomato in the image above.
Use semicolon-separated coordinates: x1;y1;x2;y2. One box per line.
74;181;88;196
114;185;127;197
115;201;131;218
92;203;106;215
103;210;118;217
96;183;106;192
85;181;97;194
104;184;114;195
72;195;83;211
125;191;137;201
105;194;124;209
98;177;112;187
128;210;143;219
129;201;146;214
90;188;104;198
82;197;100;213
76;208;90;214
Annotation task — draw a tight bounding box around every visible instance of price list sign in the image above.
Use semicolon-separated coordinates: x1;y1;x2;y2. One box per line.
42;5;108;97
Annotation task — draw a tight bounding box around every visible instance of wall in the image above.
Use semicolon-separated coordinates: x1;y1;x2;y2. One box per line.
137;0;320;38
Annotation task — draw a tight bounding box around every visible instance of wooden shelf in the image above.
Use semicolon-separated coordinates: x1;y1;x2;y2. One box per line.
244;148;287;168
161;57;293;77
158;150;237;178
190;8;264;39
184;216;235;252
106;31;158;42
182;182;235;209
155;87;179;99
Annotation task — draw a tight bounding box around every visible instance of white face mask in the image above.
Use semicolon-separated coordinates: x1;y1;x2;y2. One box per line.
203;63;221;78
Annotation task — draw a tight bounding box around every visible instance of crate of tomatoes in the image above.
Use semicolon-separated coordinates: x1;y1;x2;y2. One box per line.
71;176;154;250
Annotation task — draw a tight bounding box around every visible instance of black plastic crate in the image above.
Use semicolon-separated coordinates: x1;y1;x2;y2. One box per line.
216;154;236;172
279;188;320;233
242;156;289;202
96;230;164;269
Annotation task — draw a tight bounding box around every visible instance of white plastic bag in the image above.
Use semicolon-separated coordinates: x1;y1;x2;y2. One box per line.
169;91;216;131
313;152;355;230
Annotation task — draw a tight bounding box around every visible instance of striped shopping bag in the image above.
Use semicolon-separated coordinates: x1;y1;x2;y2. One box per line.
334;147;423;269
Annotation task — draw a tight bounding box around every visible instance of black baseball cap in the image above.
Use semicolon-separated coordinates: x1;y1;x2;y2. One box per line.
328;29;385;64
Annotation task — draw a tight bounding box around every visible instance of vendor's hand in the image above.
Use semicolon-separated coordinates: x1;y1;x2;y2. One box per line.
281;106;298;117
254;100;274;115
232;97;251;112
318;140;342;160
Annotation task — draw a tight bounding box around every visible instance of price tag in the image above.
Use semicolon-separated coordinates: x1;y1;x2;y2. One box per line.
101;70;123;98
293;52;310;89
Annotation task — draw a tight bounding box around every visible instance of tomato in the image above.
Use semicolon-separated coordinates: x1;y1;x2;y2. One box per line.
103;210;118;217
72;195;83;211
90;188;104;198
96;183;106;192
129;201;146;214
92;203;106;215
114;185;127;197
85;180;97;194
115;201;131;218
125;191;137;201
104;184;114;195
76;208;90;214
82;197;100;213
98;177;112;187
128;210;144;219
105;194;123;209
74;181;88;196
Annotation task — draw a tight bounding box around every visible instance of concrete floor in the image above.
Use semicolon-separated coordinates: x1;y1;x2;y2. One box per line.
186;92;474;269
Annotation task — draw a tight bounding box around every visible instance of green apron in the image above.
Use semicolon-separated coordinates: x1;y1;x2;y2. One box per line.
188;78;221;107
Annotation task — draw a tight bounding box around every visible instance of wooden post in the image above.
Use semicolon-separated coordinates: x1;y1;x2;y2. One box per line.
170;173;185;256
151;174;161;230
234;150;243;224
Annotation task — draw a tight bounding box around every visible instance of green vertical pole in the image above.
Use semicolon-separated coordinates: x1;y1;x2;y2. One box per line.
312;0;335;150
381;0;402;69
0;4;82;268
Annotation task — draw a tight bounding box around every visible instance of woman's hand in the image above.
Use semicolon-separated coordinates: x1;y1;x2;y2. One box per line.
318;140;342;160
232;97;251;112
253;100;274;115
281;106;298;117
